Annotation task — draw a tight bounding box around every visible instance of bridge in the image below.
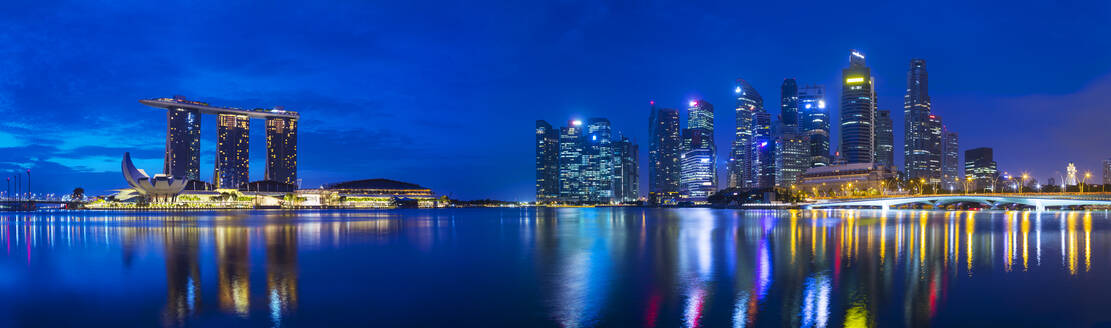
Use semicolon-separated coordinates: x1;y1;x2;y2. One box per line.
0;199;74;211
805;193;1111;211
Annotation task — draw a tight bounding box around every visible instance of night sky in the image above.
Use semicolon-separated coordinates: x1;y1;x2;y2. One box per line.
0;1;1109;200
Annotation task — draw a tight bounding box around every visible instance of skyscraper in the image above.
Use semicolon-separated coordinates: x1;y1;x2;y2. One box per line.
215;114;250;189
780;78;799;132
680;129;715;202
941;128;961;189
1103;158;1111;186
648;105;681;197
558;120;586;202
774;135;808;188
585;118;614;202
753;110;775;188
613;136;639;203
965;147;997;192
535;120;559;202
680;99;716;201
904;59;941;183
165;105;201;180
873;110;894;167
799;85;829;167
731;79;762;188
265;117;298;185
840;50;876;164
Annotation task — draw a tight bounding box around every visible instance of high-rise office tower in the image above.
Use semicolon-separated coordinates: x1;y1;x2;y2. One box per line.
613;136;639;202
680;99;716;198
1103;158;1111;186
965;147;998;192
753;110;775;188
799;85;829;167
731;79;762;188
558;120;586;202
265;117;298;185
535;120;560;202
780;79;799;132
648;105;681;197
215;114;250;189
774;135;808;188
873;110;894;167
840;50;877;164
585;118;614;202
941;128;961;189
680;128;715;202
165;105;201;180
903;58;942;183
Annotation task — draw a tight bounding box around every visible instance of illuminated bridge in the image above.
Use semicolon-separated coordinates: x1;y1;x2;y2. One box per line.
140;96;299;189
804;194;1111;211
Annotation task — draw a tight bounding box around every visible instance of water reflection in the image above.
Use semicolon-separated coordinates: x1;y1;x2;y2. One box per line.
0;209;1108;326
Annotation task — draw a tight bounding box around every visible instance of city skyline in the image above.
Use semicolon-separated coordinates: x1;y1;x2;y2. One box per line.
0;1;1109;200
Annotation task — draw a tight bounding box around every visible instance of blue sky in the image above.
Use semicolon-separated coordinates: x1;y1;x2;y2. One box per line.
0;0;1109;200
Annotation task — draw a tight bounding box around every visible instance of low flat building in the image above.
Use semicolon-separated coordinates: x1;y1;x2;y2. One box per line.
797;163;897;197
322;178;442;208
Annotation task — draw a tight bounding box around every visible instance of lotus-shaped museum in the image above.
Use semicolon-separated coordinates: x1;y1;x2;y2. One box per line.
122;152;188;202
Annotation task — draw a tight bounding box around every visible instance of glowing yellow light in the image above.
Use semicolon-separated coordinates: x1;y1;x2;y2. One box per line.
845;77;865;84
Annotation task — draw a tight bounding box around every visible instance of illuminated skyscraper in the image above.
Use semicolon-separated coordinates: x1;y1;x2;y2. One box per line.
680;129;715;202
753;110;775;188
941;128;961;189
1104;158;1111;186
265;117;298;185
774;135;808;188
873;109;894;167
535;120;560;202
585;118;614;202
731;79;762;188
840;50;876;164
165;102;201;180
215;114;250;189
904;59;941;183
558;120;586;202
780;78;799;132
799;85;829;167
680;100;716;200
965;147;998;191
613;136;639;202
648;105;681;198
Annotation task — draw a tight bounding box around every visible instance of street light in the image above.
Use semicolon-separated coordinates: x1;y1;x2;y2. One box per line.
1020;173;1029;194
1083;172;1092;193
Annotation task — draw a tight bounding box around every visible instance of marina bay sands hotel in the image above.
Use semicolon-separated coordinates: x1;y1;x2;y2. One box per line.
140;96;298;189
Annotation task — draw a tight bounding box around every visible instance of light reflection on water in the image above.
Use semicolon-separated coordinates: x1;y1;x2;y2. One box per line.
0;209;1109;327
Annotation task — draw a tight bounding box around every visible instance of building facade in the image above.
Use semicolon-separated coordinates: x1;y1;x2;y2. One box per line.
731;79;762;188
780;78;799;132
965;147;998;192
535;120;560;202
1104;158;1111;186
840;50;876;164
265;117;298;185
165;106;202;180
613;137;639;203
753;110;775;188
648;105;681;202
585;118;615;202
215;114;250;189
558;121;586;202
873;109;894;167
941;128;961;190
680;129;715;203
903;59;942;184
799;85;829;167
775;134;809;188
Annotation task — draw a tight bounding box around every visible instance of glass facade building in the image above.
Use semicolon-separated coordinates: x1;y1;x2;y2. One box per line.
535;120;560;202
799;85;829;167
753;110;775;188
613;136;639;203
215;114;250;189
840;50;876;164
873;109;894;167
680;128;715;203
648;105;681;200
941;128;961;190
585;118;614;203
731;79;762;188
558;121;586;202
903;59;942;183
965;147;998;192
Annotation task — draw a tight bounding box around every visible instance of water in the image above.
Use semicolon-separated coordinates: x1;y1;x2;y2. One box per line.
0;208;1109;327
